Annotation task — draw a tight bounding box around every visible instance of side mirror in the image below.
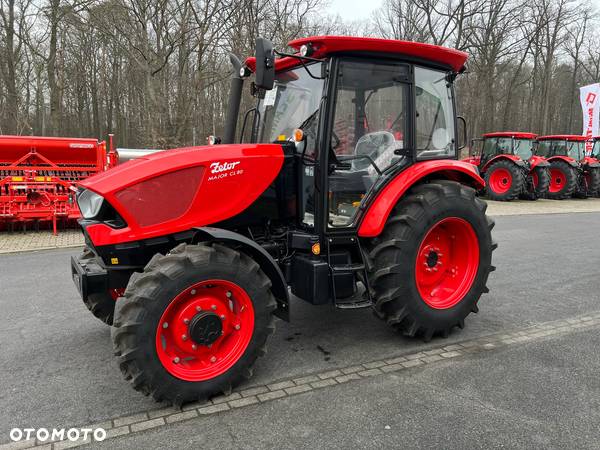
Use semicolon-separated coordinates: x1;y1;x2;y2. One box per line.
457;116;467;151
255;37;275;90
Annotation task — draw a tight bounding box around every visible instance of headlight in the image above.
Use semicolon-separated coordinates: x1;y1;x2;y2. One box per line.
77;189;105;219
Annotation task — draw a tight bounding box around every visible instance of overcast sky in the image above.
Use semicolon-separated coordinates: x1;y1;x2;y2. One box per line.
327;0;382;21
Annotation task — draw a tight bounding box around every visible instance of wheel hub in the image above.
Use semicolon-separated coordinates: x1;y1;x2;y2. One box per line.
426;250;439;268
188;312;223;345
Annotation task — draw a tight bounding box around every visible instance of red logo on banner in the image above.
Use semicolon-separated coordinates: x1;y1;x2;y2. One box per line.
586;92;597;105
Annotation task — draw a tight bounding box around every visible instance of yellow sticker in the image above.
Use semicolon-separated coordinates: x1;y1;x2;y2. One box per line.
111;257;119;265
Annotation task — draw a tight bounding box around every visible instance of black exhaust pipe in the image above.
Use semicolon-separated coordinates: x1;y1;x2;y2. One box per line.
223;54;244;144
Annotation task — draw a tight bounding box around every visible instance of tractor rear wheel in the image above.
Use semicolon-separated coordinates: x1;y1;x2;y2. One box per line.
584;167;600;197
80;247;122;325
547;160;577;199
111;243;276;405
366;181;495;341
484;160;524;201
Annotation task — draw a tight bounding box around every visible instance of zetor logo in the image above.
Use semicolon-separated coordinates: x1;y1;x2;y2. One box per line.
210;161;240;174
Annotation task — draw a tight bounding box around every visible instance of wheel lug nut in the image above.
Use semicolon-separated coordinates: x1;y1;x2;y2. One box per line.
182;334;187;341
210;356;217;363
173;357;180;364
226;291;232;298
192;344;197;350
220;314;225;320
196;306;202;312
211;305;217;310
162;322;168;329
183;318;189;324
190;289;197;295
234;324;240;330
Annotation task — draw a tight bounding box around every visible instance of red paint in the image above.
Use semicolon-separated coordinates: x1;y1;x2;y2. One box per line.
80;144;284;246
537;135;586;142
549;168;567;193
482;132;537;140
245;35;468;73
487;168;512;194
528;155;548;170
155;279;254;382
0;135;112;234
546;155;577;165
463;156;481;167
415;217;480;309
358;160;484;237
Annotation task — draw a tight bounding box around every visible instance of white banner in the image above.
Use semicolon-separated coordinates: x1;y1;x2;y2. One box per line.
580;83;600;155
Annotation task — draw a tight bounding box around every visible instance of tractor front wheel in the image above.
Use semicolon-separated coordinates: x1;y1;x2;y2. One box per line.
111;243;276;405
366;181;496;341
484;160;524;201
547;161;577;199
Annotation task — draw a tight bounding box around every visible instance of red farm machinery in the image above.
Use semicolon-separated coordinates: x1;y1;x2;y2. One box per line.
71;36;496;405
536;135;600;199
465;132;549;201
0;135;117;234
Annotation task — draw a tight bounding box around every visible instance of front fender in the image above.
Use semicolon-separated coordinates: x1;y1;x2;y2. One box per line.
192;227;290;321
481;154;526;173
358;160;484;238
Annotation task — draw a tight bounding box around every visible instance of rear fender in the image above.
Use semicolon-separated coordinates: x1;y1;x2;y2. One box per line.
481;154;526;173
547;155;578;167
528;155;549;170
358;160;484;238
192;227;290;321
582;156;600;168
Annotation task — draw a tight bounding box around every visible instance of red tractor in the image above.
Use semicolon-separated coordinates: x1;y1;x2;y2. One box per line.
465;132;550;201
71;36;496;405
536;135;600;199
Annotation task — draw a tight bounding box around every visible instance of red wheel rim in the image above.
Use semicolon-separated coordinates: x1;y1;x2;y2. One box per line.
415;217;480;309
155;279;254;382
488;168;512;194
549;168;566;193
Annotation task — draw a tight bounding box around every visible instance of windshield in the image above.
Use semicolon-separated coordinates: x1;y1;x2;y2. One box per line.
514;139;533;159
536;140;582;159
592;140;600;158
256;64;325;152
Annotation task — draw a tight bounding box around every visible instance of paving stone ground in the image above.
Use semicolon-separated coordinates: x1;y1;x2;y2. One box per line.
0;230;83;254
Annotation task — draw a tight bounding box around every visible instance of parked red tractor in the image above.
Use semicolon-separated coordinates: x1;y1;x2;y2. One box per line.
71;36;496;405
536;135;600;199
465;132;549;201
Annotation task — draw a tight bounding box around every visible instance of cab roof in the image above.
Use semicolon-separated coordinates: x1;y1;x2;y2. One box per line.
245;35;468;73
483;132;537;139
537;135;587;142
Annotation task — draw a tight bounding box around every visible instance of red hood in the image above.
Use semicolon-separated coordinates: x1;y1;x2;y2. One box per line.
80;143;284;246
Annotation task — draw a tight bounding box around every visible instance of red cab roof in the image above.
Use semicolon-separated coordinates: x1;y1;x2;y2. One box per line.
537;135;587;142
483;131;537;139
245;35;468;73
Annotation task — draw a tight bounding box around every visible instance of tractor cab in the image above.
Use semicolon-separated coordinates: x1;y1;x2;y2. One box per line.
465;132;548;201
536;135;600;198
236;37;463;232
